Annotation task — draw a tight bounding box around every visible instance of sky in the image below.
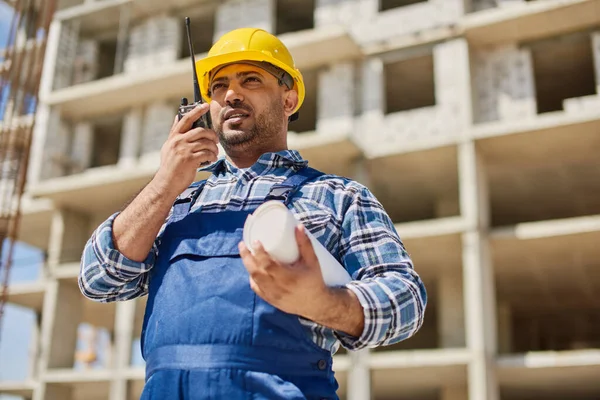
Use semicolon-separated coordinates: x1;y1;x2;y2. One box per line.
0;1;47;392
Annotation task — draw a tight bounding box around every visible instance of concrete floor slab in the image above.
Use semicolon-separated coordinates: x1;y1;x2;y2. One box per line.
498;350;600;399
0;380;36;397
464;0;600;47
6;281;47;312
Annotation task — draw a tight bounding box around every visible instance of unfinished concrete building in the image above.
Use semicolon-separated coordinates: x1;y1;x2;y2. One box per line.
2;0;600;399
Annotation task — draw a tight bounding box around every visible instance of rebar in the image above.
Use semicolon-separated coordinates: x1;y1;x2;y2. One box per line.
0;0;57;343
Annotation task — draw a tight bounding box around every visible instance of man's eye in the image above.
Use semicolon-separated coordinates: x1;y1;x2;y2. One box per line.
211;83;225;91
245;77;260;83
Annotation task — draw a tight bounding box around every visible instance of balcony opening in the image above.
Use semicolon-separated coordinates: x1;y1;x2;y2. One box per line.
91;115;123;168
528;32;596;114
47;280;116;370
379;0;427;12
384;53;436;114
276;0;315;35
289;68;318;134
45;382;111;400
511;308;600;352
96;36;118;80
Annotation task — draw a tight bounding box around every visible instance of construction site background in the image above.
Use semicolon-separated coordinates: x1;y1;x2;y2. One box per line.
1;0;600;399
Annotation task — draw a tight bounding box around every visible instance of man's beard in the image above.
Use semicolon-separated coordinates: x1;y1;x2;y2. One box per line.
215;99;285;152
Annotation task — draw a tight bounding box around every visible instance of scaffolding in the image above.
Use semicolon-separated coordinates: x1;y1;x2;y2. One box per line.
0;0;57;342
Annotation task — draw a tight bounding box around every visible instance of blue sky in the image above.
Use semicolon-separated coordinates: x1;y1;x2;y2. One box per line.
0;1;46;389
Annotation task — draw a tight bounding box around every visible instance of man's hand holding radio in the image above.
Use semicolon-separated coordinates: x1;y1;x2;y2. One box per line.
155;103;219;198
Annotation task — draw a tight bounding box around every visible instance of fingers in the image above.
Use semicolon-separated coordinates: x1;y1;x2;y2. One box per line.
239;242;258;274
295;225;319;268
189;139;219;156
172;103;210;135
183;127;218;145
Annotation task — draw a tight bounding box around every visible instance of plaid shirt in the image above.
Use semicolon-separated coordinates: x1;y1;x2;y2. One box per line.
79;150;427;353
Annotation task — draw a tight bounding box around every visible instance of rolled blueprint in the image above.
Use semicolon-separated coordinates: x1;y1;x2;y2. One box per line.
243;201;352;287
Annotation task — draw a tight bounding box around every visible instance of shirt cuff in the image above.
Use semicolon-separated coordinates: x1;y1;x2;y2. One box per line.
93;212;157;280
333;280;386;351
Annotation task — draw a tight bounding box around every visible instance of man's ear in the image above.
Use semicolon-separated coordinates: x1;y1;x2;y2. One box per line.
283;89;299;117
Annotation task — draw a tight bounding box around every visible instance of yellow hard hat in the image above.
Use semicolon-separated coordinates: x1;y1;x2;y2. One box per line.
195;28;305;114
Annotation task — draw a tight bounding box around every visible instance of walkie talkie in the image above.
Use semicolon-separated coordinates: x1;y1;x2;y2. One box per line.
178;17;212;130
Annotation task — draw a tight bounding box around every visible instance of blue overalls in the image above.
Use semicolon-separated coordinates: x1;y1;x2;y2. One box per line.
139;167;340;399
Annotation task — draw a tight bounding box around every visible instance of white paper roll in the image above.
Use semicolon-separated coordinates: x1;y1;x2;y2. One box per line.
243;201;352;287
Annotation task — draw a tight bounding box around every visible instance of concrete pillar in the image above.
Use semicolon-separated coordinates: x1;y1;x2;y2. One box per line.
54;20;79;90
441;386;468;400
33;282;59;400
592;32;600;93
472;45;536;124
28;19;62;185
40;111;71;180
140;101;173;161
47;282;84;368
434;39;473;134
214;0;275;40
314;0;376;28
109;301;136;400
354;57;384;154
33;280;82;400
70;122;93;173
437;270;465;348
347;349;371;400
317;62;355;134
352;157;371;189
28;312;42;379
47;208;90;268
119;107;143;167
458;141;498;400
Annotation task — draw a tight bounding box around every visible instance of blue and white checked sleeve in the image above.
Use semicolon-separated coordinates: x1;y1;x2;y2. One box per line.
335;186;427;350
78;212;158;302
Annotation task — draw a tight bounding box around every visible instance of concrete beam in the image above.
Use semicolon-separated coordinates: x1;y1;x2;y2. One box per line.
491;214;600;240
395;216;467;239
369;348;471;369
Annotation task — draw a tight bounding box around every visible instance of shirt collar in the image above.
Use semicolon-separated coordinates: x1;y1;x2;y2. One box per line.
198;149;308;174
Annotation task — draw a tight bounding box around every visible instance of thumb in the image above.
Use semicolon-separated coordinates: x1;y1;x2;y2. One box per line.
295;225;319;269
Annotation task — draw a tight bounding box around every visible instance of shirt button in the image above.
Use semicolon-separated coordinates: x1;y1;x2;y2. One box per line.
317;359;327;370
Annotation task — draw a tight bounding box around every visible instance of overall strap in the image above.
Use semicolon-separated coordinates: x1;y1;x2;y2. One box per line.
172;180;207;218
265;166;324;205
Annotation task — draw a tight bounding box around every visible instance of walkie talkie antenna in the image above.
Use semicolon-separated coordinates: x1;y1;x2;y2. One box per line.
185;17;202;103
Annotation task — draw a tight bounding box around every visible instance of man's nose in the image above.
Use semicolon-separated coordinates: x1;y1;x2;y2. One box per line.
224;82;244;105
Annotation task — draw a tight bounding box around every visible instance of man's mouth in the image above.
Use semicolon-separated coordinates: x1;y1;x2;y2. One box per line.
224;109;251;124
225;113;248;123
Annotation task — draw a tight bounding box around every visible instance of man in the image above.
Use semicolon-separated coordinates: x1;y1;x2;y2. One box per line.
79;27;427;399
